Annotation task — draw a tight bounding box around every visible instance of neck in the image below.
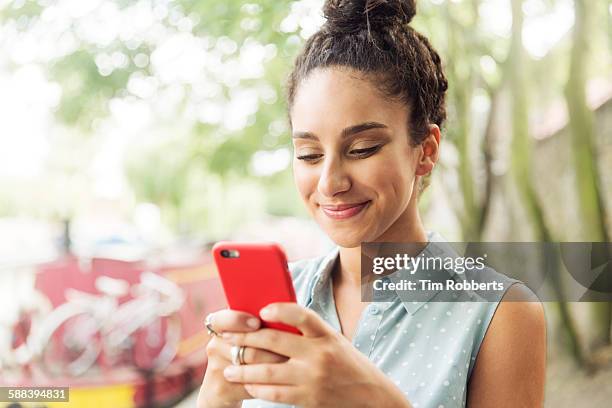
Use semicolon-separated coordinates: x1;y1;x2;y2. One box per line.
335;199;428;287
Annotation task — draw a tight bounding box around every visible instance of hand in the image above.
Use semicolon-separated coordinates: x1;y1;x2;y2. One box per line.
221;303;411;408
197;309;289;408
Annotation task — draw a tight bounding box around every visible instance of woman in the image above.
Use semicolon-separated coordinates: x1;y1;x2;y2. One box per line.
198;0;546;407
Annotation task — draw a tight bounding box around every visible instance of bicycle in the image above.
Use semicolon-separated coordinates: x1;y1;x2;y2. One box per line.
0;289;51;379
28;271;185;377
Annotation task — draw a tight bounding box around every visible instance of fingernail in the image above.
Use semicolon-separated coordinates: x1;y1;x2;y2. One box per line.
259;307;272;319
224;366;238;380
222;332;234;340
246;318;260;329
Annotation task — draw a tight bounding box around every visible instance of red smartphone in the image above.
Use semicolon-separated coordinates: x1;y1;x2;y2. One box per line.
212;241;301;335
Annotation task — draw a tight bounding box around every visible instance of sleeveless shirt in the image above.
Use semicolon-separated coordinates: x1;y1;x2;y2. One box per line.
241;231;521;408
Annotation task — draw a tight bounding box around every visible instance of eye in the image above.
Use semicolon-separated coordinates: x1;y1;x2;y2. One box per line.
349;145;382;158
296;153;323;162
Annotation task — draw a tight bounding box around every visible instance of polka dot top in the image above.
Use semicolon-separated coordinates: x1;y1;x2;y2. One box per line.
241;231;521;408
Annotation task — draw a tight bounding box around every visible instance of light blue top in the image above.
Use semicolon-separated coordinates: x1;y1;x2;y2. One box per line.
242;231;521;408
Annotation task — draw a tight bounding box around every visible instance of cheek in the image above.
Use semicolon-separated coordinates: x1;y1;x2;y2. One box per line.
369;153;409;181
365;152;415;202
293;162;317;201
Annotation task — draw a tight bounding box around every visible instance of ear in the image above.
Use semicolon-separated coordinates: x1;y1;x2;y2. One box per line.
415;124;440;176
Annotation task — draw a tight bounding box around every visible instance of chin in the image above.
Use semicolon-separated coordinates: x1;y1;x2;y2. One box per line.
332;238;362;249
322;226;371;249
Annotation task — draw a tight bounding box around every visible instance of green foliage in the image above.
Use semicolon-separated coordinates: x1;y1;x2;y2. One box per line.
179;0;290;43
1;0;610;243
0;0;43;22
50;49;129;129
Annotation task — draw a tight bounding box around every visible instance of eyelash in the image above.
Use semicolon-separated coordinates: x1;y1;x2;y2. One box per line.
296;146;382;162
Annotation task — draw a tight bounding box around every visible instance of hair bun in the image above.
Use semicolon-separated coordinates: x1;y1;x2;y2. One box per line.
323;0;416;33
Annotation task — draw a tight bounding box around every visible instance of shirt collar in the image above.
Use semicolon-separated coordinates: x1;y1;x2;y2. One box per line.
305;245;339;309
390;234;455;315
305;231;455;315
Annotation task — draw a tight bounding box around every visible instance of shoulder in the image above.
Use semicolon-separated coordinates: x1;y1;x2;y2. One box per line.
288;255;326;283
287;245;338;278
467;283;546;406
487;283;546;341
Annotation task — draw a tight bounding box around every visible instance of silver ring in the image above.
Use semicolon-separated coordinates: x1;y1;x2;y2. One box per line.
239;344;247;365
205;313;219;337
231;345;247;366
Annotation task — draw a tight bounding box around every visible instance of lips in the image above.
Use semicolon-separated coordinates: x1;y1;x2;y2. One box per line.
320;201;370;220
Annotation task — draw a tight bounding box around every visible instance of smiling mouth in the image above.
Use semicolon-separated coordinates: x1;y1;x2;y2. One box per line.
320;201;371;220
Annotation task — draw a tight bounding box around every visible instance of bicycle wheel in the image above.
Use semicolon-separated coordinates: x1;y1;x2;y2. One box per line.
127;312;182;372
3;291;52;373
31;305;102;377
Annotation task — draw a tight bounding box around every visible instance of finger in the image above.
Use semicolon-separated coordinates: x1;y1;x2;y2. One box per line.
223;363;296;385
259;303;329;337
222;328;305;358
211;338;288;364
243;346;288;364
243;384;300;405
205;337;231;365
207;309;261;334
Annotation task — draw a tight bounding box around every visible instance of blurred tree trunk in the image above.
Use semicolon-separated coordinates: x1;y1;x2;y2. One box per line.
477;86;500;238
565;0;612;349
509;0;586;365
443;0;504;241
444;4;481;241
508;0;547;242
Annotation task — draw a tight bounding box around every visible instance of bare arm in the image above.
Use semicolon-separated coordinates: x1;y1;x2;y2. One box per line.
467;284;547;407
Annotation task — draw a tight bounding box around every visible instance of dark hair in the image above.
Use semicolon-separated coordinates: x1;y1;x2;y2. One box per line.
286;0;448;191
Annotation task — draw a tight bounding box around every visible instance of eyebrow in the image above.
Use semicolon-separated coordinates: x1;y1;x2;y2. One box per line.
292;121;389;140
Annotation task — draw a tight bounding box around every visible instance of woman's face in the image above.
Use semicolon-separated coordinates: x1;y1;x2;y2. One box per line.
290;67;437;248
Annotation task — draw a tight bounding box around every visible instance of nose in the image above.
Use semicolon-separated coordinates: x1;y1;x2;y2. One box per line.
317;154;351;198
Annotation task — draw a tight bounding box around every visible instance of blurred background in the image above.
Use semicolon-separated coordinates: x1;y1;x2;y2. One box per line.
0;0;610;406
